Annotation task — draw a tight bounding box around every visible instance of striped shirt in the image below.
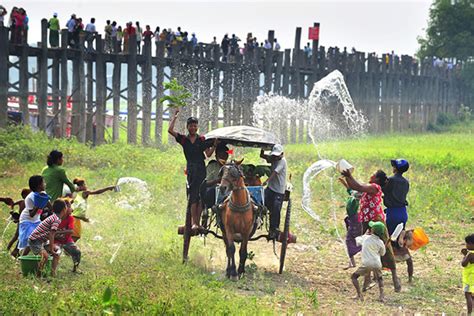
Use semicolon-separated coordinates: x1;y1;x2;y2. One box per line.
29;213;61;242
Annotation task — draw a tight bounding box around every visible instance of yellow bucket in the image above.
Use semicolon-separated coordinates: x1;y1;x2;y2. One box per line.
408;227;429;251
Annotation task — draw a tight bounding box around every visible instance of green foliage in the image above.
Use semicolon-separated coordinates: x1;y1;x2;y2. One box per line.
159;78;192;108
417;0;474;61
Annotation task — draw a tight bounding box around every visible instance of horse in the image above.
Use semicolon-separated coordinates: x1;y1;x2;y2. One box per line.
218;159;254;280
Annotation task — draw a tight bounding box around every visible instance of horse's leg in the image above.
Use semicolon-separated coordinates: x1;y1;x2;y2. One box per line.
225;229;238;280
238;237;248;278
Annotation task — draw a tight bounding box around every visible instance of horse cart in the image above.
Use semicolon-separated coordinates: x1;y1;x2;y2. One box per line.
177;126;296;278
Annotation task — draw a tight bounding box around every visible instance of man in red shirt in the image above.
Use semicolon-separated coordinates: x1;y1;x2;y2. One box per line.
55;198;82;272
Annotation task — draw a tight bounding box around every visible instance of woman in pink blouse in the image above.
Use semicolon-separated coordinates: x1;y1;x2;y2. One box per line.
342;169;402;292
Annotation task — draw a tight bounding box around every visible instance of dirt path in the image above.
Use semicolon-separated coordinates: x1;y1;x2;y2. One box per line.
188;224;466;314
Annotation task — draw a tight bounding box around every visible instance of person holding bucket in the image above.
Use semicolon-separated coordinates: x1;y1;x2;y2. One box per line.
341;168;402;292
383;159;410;235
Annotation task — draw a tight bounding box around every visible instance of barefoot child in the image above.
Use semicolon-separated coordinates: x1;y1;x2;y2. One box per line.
71;178;116;241
55;198;81;272
462;233;474;316
339;178;362;268
6;188;31;257
27;199;67;277
18;176;51;255
351;221;386;302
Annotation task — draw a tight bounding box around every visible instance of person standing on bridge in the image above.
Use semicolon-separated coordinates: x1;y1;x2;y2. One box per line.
48;13;60;48
168;108;217;232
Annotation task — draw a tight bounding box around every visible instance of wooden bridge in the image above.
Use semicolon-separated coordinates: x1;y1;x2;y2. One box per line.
0;20;468;146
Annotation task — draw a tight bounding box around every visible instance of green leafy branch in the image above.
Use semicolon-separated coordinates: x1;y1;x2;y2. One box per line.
159;78;192;108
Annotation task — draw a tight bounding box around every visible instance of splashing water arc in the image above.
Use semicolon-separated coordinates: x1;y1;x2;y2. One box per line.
307;69;367;144
115;177;151;210
301;159;336;221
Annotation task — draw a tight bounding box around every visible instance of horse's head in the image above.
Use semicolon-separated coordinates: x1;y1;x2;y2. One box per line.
219;159;244;195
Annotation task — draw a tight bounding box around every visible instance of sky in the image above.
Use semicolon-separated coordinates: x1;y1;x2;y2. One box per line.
3;0;432;56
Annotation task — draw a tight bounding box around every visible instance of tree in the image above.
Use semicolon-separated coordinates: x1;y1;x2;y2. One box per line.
417;0;474;62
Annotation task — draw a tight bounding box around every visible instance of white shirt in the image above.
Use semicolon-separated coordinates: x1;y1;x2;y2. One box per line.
268;157;287;194
85;23;96;33
66;18;76;32
264;42;272;49
274;42;281;51
19;192;41;223
356;234;386;269
136;26;142;41
111;25;117;37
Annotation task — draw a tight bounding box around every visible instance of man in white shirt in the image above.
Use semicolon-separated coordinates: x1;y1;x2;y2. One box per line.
85;18;97;51
261;144;287;239
351;221;387;302
66;14;76;47
274;39;281;51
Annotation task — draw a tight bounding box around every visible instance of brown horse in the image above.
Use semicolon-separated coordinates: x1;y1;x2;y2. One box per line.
218;160;254;280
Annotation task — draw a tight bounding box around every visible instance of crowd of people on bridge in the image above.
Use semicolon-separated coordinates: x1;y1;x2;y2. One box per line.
0;6;283;63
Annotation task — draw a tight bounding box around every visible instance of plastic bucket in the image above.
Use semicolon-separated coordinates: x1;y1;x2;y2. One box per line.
33;192;50;209
336;159;354;174
19;255;52;277
408;227;429;251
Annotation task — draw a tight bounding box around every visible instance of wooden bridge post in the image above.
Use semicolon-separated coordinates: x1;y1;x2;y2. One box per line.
222;63;232;127
233;53;244;125
290;27;302;143
112;36;121;143
127;34;138;144
155;41;165;146
310;22;320;89
280;49;291;144
263;30;275;94
85;52;94;142
51;57;60;136
19;43;30;125
60;30;68;138
211;44;220;129
0;26;8;129
95;35;106;145
37;19;49;131
142;37;152;145
71;33;86;142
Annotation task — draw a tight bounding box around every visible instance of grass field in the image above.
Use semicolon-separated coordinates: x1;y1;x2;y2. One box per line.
0;122;472;314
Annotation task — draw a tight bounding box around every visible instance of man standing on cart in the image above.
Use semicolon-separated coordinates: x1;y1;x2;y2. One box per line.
260;144;287;239
168;108;217;232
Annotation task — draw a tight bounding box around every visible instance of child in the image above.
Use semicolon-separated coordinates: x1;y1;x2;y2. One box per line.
18;176;51;255
351;221;387;302
339;177;362;269
71;178;116;241
6;188;31;258
27;199;67;277
462;233;474;316
55;198;82;272
394;229;414;283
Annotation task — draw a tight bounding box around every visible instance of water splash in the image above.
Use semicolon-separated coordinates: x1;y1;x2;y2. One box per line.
109;239;124;264
307;70;367;146
1;220;13;244
253;70;367;149
115;177;151;210
301;159;336;221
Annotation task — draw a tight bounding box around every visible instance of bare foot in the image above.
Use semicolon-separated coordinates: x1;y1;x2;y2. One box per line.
378;296;386;303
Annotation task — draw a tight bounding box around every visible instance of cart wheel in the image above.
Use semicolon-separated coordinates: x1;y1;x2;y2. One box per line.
182;200;192;263
279;198;291;274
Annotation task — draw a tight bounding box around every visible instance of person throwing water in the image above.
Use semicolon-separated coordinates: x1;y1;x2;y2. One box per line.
168;108;217;232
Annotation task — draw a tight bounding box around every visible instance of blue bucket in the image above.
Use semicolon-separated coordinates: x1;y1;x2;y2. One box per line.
33;192;50;209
